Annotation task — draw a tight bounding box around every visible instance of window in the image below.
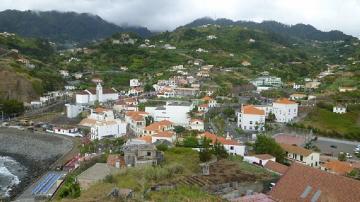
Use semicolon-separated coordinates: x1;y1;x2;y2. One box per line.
300;155;303;161
147;152;151;156
250;121;253;125
230;146;234;150
315;162;318;166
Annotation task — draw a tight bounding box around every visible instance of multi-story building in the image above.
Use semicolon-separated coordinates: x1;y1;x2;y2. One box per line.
251;76;282;87
145;101;194;126
237;105;265;131
76;82;118;105
198;132;245;156
272;98;298;123
124;111;149;135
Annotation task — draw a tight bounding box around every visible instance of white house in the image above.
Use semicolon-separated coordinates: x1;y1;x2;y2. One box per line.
251;76;282;87
272;98;298;123
333;105;346;114
143;120;174;136
89;120;126;140
75;83;118;105
125;111;149;135
59;70;69;77
243;154;276;166
130;79;141;87
280;143;320;168
237;105;265;131
113;98;138;112
79;108;126;140
198;103;209;113
145;101;194;126
189;119;204;131
199;132;245;156
52;126;81;137
201;96;217;108
151;131;176;143
290;93;307;101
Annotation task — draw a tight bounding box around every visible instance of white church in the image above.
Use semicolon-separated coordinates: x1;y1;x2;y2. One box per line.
76;82;118;105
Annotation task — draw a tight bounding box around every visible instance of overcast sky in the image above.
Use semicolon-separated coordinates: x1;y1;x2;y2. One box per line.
1;0;360;37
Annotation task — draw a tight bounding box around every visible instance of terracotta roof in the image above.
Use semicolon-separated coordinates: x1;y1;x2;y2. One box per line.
125;111;148;121
264;161;288;175
202;96;213;101
274;98;297;105
144;120;173;132
242;105;265;115
253;154;275;160
280;143;314;156
200;131;240;146
95;107;110;113
153;131;175;138
136;135;152;143
322;160;355;175
269;163;360;201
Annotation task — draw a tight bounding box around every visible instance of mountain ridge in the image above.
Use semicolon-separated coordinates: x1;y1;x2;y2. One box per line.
0;9;152;44
182;17;354;41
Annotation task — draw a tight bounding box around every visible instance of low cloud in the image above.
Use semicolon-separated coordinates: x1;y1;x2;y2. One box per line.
0;0;359;36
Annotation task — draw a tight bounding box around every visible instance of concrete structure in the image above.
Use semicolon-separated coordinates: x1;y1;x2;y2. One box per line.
77;163;119;190
201;96;217;107
122;143;162;167
237;105;265;131
145;101;193;126
251;76;282;87
272;98;298;123
52;126;81;137
280;143;320;168
289;93;307;100
114;98;138;112
65;104;84;118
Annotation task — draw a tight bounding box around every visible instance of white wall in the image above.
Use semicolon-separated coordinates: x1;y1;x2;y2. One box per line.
224;144;245;156
90;121;126;140
145;104;193;126
273;103;298;123
238;113;265;131
243;156;275;166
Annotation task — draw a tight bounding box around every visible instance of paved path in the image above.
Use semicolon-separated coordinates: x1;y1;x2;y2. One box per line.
317;136;360;146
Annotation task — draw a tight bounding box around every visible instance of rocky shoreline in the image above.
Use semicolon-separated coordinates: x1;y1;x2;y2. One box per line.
0;128;73;200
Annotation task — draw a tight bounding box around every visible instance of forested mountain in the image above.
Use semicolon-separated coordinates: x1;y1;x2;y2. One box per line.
183;17;354;41
0;10;152;44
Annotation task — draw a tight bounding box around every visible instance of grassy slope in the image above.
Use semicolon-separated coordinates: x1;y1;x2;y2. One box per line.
302;107;360;136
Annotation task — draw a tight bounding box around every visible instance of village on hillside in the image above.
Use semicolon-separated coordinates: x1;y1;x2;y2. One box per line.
3;45;359;201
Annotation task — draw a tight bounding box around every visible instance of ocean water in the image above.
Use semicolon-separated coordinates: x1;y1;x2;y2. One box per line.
0;156;27;199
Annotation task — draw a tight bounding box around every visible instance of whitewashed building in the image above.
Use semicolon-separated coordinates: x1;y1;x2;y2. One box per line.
145;101;194;126
280;143;320;168
76;83;118;105
65;104;84;118
189;119;204;131
272;98;298;123
130;79;141;87
333;105;346;114
237;105;265;131
243;154;276;166
199;132;245;156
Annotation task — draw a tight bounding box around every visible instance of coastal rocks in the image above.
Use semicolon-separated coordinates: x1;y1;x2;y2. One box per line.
0;128;73;200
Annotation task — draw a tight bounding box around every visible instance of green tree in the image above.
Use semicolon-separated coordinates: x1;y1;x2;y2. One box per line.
213;141;228;159
338;153;347;161
174;126;186;134
199;137;212;162
253;134;285;163
183;136;199;148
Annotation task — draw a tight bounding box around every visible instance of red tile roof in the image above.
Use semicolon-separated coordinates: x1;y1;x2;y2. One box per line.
253;154;275;160
200;131;240;146
144;120;173;132
242;105;265;115
136;135;152;143
264;161;288;175
322;160;355;175
153;131;175;138
274;98;297;105
280;143;314;156
269;163;360;201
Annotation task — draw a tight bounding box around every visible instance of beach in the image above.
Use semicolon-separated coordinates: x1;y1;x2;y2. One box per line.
0;128;73;201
